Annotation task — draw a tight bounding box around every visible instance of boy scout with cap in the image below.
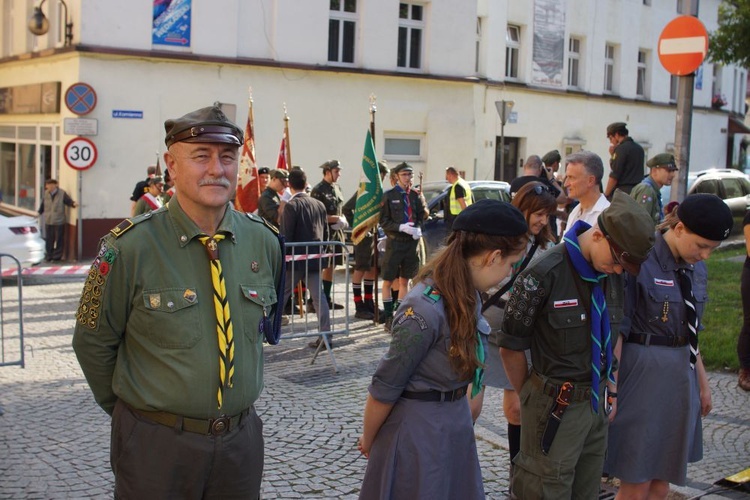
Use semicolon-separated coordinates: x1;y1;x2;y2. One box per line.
630;153;678;224
258;166;271;193
604;121;646;198
258;168;289;228
311;160;349;309
72;104;284;498
499;191;655;499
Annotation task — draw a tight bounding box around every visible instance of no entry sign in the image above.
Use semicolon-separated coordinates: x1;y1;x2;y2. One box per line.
658;16;709;76
64;137;98;171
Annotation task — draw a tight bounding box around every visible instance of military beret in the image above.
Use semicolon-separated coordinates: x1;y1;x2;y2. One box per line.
378;160;389;175
320;160;341;171
606;122;628;136
393;162;413;174
677;194;733;241
597;190;655;275
270;168;289;180
453;199;528;236
542;150;561;166
646;153;677;171
164;105;243;148
258;167;270;175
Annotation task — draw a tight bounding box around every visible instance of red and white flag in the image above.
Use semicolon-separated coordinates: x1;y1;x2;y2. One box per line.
235;106;260;213
276;133;288;171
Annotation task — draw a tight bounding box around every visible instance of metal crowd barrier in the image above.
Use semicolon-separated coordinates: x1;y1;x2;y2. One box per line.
281;241;350;372
0;254;25;370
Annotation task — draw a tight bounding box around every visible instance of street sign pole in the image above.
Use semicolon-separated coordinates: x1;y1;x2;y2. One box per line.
673;74;695;202
77;171;82;261
495;100;514;181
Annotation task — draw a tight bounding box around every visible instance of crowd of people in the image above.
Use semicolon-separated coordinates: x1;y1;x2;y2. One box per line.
72;107;744;499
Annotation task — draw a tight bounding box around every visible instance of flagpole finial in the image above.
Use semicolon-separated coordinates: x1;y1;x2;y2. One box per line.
248;86;253;105
283;102;289;122
369;94;377;113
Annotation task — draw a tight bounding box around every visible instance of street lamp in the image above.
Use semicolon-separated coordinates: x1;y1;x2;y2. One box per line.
495;100;514;181
28;0;73;47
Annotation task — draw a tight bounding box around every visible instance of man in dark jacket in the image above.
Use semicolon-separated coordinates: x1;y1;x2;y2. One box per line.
604;122;645;197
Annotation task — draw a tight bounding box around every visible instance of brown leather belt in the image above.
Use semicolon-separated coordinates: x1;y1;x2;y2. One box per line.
626;332;688;347
530;371;592;403
401;386;468;403
129;405;249;436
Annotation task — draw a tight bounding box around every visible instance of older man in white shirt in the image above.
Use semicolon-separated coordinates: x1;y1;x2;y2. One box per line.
564;151;610;228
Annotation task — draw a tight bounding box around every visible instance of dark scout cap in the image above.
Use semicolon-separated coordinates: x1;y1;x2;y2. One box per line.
542;150;561;166
606;122;628;137
164;105;243;148
320;160;341;171
598;190;655;275
646;153;677;171
452;199;527;236
270;169;289;180
677;194;733;241
258;167;270;175
393;162;413;174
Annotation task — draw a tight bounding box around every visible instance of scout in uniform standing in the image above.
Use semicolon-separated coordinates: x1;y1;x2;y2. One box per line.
630;153;678;225
604;121;645;197
311;160;348;309
379;162;425;329
258;168;289;229
499;191;655;499
72;105;284;499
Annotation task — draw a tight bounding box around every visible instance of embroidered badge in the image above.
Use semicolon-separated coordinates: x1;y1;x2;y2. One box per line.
183;289;197;303
247;289;259;298
654;278;674;287
554;299;579;308
98;262;110;276
75;240;115;331
149;294;161;309
521;275;539;292
394;307;428;330
251;261;259;273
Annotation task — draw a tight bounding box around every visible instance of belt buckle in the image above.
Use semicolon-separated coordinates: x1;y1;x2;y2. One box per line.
209;415;230;436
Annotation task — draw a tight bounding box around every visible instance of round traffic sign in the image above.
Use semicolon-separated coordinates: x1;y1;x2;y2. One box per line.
658;16;709;76
64;82;97;115
64;137;98;171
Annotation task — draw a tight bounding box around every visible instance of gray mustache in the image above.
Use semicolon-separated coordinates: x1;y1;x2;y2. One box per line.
198;178;231;188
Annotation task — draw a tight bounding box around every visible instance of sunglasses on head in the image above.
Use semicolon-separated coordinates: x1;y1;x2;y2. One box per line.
531;185;551;195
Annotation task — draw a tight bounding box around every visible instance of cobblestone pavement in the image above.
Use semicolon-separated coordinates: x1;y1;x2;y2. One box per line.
0;275;748;499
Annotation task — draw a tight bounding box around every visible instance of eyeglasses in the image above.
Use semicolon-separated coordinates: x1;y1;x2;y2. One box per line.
605;235;629;268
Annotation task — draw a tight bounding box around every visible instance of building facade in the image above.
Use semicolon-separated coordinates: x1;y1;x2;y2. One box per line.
0;0;746;258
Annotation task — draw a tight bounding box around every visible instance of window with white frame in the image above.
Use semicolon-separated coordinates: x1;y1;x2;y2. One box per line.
397;3;424;70
604;43;616;93
669;75;679;102
384;135;424;161
328;0;357;64
568;37;581;89
506;25;520;79
475;18;482;74
0;125;59;212
636;49;648;98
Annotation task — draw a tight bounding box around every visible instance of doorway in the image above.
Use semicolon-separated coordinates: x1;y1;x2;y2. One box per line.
495;137;519;182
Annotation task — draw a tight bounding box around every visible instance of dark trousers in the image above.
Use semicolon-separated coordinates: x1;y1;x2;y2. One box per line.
111;400;264;499
44;224;65;260
739;263;750;368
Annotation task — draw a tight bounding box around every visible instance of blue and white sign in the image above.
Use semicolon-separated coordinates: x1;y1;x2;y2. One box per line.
153;0;191;47
112;110;143;119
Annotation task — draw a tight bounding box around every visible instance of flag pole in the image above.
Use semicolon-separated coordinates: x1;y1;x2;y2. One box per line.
369;93;380;325
283;103;292;169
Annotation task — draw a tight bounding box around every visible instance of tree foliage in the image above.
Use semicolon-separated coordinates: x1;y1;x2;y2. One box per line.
708;0;750;67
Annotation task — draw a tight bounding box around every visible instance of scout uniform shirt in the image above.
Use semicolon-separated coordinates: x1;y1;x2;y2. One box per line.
497;244;624;383
72;198;283;418
630;177;663;225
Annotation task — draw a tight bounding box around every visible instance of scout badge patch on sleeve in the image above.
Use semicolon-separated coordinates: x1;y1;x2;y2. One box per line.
76;240;117;331
394;306;428;330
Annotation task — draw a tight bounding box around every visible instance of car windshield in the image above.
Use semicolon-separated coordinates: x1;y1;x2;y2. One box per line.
419;182;449;204
660;175;696;202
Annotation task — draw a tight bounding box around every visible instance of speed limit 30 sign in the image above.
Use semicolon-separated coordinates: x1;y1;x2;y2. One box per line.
64;137;98;170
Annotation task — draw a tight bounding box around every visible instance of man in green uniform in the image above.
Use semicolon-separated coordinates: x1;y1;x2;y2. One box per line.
630;153;678;224
72;104;284;499
132;175;165;216
499;191;655;499
311;160;348;309
258;168;289;228
604;121;645;197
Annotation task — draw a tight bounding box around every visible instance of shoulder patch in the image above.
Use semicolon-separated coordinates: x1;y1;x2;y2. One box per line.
394;306;428;330
109;212;153;238
246;212;280;235
422;285;441;303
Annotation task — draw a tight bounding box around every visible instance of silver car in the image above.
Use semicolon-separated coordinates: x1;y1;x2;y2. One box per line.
0;212;45;270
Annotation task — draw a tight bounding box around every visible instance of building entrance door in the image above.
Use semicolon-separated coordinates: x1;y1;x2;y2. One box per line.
495;137;519;182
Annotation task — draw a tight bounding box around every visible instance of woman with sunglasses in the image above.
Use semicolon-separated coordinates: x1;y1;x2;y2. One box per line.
604;194;733;499
481;181;558;474
357;199;528;499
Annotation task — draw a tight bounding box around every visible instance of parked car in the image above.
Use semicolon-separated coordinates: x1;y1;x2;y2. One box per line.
0;210;45;271
420;180;511;257
661;168;750;236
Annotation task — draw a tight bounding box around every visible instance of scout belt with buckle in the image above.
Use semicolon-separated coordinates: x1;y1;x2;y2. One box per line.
129;405;248;436
541;381;574;455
